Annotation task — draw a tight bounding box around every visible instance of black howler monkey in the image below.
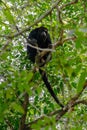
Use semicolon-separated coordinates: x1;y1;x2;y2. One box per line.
27;26;63;107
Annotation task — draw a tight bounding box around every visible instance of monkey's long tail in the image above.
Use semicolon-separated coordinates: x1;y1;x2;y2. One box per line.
39;68;64;108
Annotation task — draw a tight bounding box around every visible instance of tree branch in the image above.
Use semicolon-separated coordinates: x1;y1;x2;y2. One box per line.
18;92;29;130
0;0;61;39
0;0;78;55
25;82;87;129
56;81;87;120
5;119;14;130
60;0;78;9
74;100;87;106
53;35;77;48
39;35;77;59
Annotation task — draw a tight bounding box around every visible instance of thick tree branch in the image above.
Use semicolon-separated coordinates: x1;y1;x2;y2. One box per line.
0;0;61;39
25;82;87;129
18;92;29;130
56;81;87;120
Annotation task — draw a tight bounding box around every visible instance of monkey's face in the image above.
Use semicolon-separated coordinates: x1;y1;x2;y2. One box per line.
37;27;48;43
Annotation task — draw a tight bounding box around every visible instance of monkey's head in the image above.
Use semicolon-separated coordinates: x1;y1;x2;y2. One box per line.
37;27;48;44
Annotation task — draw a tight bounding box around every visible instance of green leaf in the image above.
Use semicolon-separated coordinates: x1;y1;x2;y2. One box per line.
10;102;24;114
75;30;84;49
6;88;14;99
27;71;33;82
2;2;15;24
77;70;87;93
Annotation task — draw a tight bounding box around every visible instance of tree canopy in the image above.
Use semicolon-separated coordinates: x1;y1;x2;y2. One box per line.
0;0;87;130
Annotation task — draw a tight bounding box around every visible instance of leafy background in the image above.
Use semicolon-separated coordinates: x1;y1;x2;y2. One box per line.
0;0;87;130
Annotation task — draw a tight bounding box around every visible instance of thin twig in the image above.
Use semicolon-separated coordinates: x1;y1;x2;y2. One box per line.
60;0;78;9
53;35;77;48
5;119;14;130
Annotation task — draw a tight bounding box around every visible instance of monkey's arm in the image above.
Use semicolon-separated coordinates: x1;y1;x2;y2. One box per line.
39;68;64;108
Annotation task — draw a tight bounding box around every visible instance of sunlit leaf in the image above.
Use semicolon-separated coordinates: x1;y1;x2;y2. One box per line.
2;1;15;24
77;70;87;93
10;102;24;114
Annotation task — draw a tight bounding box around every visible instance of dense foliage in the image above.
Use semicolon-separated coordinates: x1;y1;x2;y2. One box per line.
0;0;87;130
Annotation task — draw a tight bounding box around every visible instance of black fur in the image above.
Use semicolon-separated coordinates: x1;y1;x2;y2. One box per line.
27;26;52;66
27;27;63;107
